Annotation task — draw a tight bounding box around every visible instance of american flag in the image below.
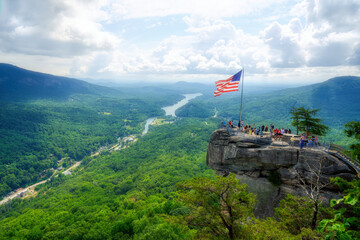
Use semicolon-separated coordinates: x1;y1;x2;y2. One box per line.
214;70;242;97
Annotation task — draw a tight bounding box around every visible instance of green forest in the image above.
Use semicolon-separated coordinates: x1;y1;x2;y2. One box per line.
0;75;360;239
0;93;181;197
1;116;359;239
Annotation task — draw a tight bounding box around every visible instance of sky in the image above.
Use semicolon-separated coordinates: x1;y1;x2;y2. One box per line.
0;0;359;85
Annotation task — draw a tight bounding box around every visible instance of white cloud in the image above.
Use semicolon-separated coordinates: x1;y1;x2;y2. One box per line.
305;0;360;31
0;0;359;84
262;20;306;68
0;0;120;57
88;17;269;76
259;0;360;68
348;43;360;65
108;0;285;19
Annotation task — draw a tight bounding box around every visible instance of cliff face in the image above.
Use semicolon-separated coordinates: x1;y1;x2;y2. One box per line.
206;129;358;218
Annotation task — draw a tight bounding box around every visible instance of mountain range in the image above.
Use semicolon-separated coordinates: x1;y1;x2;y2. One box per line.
0;63;359;239
205;75;360;129
0;63;120;101
1;63;359;128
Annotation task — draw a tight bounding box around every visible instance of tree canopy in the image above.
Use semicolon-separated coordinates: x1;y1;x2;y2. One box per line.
344;121;360;160
177;174;256;239
290;107;329;137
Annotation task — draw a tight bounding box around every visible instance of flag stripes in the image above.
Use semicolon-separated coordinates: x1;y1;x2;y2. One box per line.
214;70;242;97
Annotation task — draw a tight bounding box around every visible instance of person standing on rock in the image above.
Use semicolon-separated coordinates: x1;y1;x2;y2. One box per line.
300;138;305;149
290;136;295;146
308;138;313;148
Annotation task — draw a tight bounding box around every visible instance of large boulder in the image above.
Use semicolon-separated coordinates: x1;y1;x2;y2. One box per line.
207;129;358;218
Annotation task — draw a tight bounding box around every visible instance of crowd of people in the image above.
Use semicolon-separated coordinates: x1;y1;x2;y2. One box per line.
297;134;319;149
223;120;320;149
224;120;292;138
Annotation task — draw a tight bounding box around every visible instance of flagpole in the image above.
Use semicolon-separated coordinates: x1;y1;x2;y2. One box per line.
239;67;244;127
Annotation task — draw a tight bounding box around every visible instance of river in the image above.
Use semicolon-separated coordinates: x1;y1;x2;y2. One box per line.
142;117;157;136
142;93;202;135
1;93;202;205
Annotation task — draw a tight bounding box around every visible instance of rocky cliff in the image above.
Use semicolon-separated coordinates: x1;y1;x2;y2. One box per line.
206;129;358;218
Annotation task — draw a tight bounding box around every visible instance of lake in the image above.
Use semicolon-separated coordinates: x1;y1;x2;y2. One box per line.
142;93;202;135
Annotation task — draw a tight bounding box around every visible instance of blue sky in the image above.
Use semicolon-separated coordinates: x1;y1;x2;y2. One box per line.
0;0;359;85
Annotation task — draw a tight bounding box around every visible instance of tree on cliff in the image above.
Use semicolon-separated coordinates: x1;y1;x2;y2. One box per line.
290;107;329;137
177;174;256;240
344;121;360;160
290;107;302;135
295;158;330;230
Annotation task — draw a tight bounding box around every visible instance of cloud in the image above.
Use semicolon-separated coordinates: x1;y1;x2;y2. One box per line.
0;0;120;57
305;0;360;31
348;43;360;65
108;0;285;19
261;0;360;68
0;0;359;84
86;17;269;76
262;20;306;68
77;0;359;78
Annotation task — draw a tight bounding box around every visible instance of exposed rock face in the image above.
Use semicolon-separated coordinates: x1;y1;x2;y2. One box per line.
206;129;358;218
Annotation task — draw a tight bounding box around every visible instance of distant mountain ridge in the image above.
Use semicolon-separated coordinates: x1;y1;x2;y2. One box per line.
269;76;360;98
0;63;120;101
262;76;360;122
209;75;360;129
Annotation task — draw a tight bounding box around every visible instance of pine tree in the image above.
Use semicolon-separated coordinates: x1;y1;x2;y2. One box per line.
290;107;302;135
290;107;329;137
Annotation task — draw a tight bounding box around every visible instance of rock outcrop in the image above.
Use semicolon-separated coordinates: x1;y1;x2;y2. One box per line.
206;129;358;218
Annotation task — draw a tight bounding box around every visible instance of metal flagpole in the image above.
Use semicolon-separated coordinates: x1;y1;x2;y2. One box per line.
239;67;244;127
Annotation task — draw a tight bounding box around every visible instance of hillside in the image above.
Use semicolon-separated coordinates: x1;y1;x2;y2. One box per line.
252;76;360;125
0;119;218;239
0;71;359;238
190;76;360;126
0;63;120;100
0;65;185;198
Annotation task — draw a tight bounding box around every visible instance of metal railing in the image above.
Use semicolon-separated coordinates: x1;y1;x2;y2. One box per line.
324;143;360;174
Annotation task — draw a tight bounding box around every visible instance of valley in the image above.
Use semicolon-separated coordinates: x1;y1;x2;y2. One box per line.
0;65;359;239
0;92;202;205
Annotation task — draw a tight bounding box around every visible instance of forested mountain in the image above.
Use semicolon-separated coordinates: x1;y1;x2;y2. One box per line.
177;76;360;144
0;65;184;198
212;76;360;127
0;119;219;239
0;65;359;238
0;63;120;101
